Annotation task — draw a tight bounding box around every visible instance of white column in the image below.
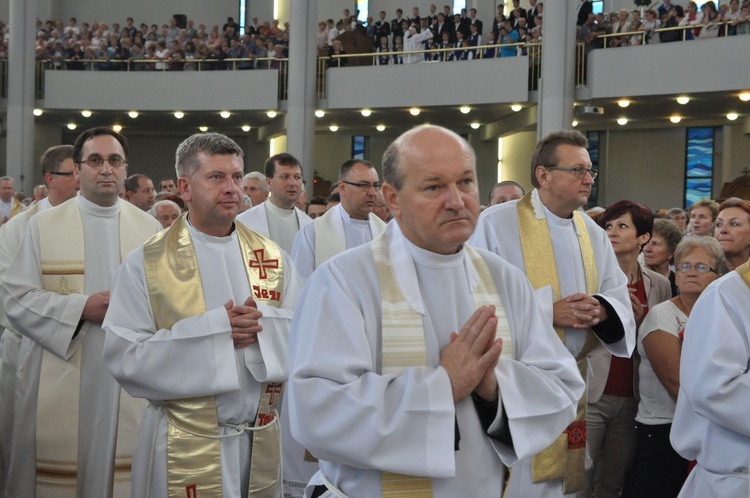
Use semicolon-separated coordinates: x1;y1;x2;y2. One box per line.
537;0;577;139
286;0;318;194
5;0;37;192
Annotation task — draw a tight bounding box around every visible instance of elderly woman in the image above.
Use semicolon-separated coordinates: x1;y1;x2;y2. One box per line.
634;236;723;498
714;198;750;274
666;207;688;232
588;200;672;497
644;218;684;296
687;198;719;236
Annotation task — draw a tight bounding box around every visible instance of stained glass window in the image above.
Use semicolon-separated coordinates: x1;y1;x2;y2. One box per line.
684;127;714;207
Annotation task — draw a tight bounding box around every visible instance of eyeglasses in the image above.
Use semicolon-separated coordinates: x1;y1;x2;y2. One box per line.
78;156;127;169
545;166;598;181
49;171;75;176
341;180;382;191
676;263;717;274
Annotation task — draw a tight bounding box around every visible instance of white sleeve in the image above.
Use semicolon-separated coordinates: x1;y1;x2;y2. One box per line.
290;223;316;281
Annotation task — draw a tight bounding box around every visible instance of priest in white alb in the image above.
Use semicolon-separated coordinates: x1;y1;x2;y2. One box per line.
1;128;161;498
288;125;585;498
103;133;303;498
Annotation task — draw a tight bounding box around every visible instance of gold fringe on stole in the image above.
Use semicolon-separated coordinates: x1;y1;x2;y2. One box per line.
517;192;600;494
737;259;750;286
372;232;512;498
144;216;285;498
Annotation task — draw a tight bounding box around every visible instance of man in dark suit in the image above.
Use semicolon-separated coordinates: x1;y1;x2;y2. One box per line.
374;11;391;43
392;9;406;41
578;0;594;26
468;8;483;34
527;0;541;28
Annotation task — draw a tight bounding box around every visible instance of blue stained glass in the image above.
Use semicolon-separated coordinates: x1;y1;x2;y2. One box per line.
352;136;365;160
685;178;713;207
686;127;714;178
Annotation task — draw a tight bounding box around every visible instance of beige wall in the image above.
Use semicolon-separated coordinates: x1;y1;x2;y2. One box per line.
500;131;537;193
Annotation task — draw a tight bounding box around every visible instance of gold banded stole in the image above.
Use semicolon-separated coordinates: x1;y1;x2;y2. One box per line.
517;191;599;494
36;198;155;496
143;215;285;498
372;229;512;498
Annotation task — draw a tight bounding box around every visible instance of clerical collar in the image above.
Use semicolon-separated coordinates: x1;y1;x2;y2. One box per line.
265;199;296;218
77;192;120;218
533;189;583;235
186;215;236;245
403;231;465;269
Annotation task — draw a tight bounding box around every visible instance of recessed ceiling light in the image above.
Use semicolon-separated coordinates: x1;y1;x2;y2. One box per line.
67;123;77;130
199;126;208;132
617;118;628;126
329;125;339;132
511;104;523;112
617;99;630;108
676;96;690;105
315;110;325;118
174;111;184;119
32;108;43;116
409;108;421;116
220;111;231;119
669;116;682;124
727;112;739;121
459;106;471;114
81;110;92;118
267;111;277;118
470;122;481;129
376;124;386;132
128;111;139;119
740;92;750;102
241;125;251;132
361;109;372;117
572;120;578;127
112;125;122;132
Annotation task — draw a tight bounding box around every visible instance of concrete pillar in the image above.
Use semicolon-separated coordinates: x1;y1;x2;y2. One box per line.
286;0;318;195
537;0;577;139
6;0;37;193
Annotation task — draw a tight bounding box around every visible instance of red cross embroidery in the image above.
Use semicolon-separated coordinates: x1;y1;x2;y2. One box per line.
248;249;279;280
265;382;283;405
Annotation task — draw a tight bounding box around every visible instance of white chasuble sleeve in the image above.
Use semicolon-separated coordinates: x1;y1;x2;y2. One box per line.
2;217;89;359
290;223;316;280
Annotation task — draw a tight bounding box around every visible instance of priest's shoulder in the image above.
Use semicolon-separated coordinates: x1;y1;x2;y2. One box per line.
477;198;520;224
470;245;530;283
236;202;264;223
118;198;162;224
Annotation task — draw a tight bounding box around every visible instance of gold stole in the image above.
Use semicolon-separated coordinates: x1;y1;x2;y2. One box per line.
314;207;387;268
517;192;599;494
36;198;154;493
143;215;284;498
372;231;512;498
10;197;24;219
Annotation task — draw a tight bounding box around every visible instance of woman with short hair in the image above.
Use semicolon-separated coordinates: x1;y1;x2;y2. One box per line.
644;218;684;296
714;198;750;273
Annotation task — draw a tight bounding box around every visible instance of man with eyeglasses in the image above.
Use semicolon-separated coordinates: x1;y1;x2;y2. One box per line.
237;153;312;254
291;159;387;280
470;130;635;498
1;127;161;498
0;145;80;491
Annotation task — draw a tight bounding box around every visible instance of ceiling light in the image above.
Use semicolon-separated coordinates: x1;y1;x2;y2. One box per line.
409;108;421;116
360;109;372;117
199;126;208;132
81;110;92;117
241;125;251;132
676;96;690;105
376;124;386;132
617;99;630;108
112;125;122;132
329;125;339;132
32;108;43;116
617;118;628;126
470;122;481;129
128;111;139;118
572;120;578;127
315;110;325;118
220;111;231;119
727;112;739;121
669;116;682;124
174;111;184;119
740;92;750;102
267;111;277;118
459;106;471;114
67;123;77;130
511;104;523;112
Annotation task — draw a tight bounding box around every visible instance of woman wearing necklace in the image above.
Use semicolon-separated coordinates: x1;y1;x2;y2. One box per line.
634;236;723;497
586;200;672;497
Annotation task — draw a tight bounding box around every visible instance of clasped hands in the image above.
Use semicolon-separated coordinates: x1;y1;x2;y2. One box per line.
225;297;263;348
553;293;606;329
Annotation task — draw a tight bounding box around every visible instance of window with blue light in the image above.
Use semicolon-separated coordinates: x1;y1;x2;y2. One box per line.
352;136;366;160
239;0;246;35
453;0;466;14
586;131;600;208
357;0;369;23
684;127;715;207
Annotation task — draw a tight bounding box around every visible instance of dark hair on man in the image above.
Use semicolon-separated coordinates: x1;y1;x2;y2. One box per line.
339;159;374;180
73;127;129;166
306;196;327;214
530;130;589;188
327;192;341;204
40;145;74;181
124;173;150;194
488;180;525;203
264;153;301;179
598;199;654;239
175;132;243;178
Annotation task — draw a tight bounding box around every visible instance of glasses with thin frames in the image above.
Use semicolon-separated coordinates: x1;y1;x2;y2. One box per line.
341;180;382;191
78;156;127;169
676;263;717;274
545;166;598;181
